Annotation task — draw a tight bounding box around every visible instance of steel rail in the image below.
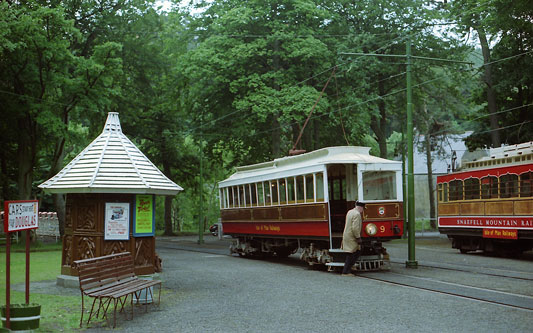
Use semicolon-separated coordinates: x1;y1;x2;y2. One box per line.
357;272;533;312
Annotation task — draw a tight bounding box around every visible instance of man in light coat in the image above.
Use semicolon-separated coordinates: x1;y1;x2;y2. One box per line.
341;201;365;276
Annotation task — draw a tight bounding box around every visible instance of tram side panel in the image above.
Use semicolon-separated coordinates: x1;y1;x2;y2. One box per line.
221;203;330;238
437;163;533;255
221;201;404;260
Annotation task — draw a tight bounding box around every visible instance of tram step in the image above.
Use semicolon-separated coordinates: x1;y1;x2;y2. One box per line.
325;262;344;267
326;260;387;271
328;249;345;253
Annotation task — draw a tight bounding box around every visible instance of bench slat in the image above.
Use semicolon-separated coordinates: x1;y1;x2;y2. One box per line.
74;251;161;328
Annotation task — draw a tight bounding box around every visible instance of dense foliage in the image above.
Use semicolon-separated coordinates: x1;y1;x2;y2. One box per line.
1;0;531;233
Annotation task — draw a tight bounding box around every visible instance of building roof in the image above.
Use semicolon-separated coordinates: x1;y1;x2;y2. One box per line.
39;112;183;195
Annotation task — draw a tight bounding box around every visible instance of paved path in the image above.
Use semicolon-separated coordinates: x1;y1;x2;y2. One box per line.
79;234;533;332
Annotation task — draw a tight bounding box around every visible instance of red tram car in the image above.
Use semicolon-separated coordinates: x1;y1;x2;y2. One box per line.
437;141;533;255
218;146;404;271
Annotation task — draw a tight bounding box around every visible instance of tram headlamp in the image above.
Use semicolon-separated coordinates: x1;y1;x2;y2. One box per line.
365;223;378;236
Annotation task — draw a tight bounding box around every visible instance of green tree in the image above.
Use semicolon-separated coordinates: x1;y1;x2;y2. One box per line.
181;0;335;162
446;0;533;148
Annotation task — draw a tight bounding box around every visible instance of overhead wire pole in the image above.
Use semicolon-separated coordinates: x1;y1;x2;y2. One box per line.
405;39;417;268
341;36;472;268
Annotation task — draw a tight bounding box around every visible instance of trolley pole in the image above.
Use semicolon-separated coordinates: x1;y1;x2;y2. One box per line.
405;38;418;268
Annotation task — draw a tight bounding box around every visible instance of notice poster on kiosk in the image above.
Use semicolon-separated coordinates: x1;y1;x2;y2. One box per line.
134;194;155;237
105;202;130;240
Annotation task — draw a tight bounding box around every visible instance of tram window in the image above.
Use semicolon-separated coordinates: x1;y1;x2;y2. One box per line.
219;189;224;208
257;182;265;205
243;185;248;205
438;183;449;202
250;183;258;206
287;177;296;203
223;188;228;208
449;180;463;201
279;179;287;205
330;179;341;200
264;181;272;205
316;173;324;202
329;178;345;201
437;184;443;202
481;176;497;199
239;185;245;207
228;187;234;207
296;176;305;203
500;174;518;198
520;172;533;197
271;180;279;205
362;171;397;201
464;178;480;200
305;174;314;202
233;186;239;207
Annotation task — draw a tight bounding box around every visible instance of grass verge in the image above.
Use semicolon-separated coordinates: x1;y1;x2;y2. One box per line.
0;246;101;331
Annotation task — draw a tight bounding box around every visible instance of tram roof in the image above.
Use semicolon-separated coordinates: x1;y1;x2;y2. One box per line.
219;146;401;187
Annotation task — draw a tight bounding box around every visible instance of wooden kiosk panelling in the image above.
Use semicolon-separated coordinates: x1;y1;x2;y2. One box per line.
39;113;183;278
61;193;156;276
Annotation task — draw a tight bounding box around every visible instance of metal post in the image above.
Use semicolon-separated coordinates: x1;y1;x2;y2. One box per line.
26;230;30;304
6;232;11;329
406;38;418;268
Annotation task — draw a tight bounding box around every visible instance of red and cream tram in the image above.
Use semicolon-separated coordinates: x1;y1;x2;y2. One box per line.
218;146;404;270
437;141;533;255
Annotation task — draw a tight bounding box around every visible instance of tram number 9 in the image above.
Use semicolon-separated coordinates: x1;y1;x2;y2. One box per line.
379;225;386;233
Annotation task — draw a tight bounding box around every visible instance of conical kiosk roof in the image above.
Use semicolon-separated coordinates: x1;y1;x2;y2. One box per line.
39;112;183;195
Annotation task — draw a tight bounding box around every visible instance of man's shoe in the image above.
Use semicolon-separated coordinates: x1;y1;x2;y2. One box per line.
341;273;355;277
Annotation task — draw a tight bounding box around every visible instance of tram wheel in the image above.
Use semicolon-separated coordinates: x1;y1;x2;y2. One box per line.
459;248;469;254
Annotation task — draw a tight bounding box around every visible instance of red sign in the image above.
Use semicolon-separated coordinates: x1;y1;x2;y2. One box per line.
438;216;533;229
483;228;518;239
4;200;39;232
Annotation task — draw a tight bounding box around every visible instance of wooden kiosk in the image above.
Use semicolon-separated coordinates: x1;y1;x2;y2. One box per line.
39;113;182;276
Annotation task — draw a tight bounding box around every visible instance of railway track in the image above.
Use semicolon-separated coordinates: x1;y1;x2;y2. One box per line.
157;239;533;311
357;271;533;311
389;258;533;281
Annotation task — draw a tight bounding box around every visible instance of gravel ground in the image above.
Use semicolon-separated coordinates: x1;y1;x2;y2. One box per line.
82;240;533;333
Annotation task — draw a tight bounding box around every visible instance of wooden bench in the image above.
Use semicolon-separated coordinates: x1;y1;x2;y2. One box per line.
74;252;162;328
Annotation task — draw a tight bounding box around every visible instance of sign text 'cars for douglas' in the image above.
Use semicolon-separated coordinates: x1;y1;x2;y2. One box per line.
4;200;39;232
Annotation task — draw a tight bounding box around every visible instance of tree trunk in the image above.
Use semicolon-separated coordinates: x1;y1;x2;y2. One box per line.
271;115;281;158
53;194;66;237
50;135;67;237
370;79;388;158
17;116;36;200
1;149;9;201
477;28;501;148
164;195;173;235
163;161;174;236
425;134;436;229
